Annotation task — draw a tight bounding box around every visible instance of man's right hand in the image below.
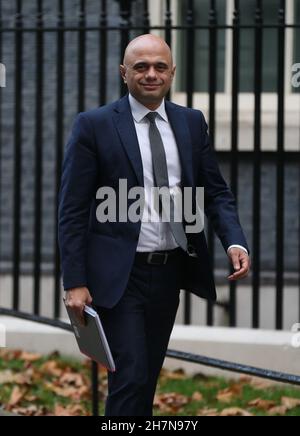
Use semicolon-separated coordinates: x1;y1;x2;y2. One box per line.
64;287;93;326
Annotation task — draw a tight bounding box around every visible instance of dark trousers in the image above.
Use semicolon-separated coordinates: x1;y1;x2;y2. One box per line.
96;249;185;416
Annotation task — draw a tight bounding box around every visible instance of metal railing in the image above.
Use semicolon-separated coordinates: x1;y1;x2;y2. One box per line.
0;0;299;332
1;308;300;416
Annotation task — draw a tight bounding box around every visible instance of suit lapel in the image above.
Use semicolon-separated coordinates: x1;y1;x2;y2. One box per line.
112;95;194;190
112;95;144;187
165;101;194;189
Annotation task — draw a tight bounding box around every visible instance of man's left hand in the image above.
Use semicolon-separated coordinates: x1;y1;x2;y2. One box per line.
227;247;251;281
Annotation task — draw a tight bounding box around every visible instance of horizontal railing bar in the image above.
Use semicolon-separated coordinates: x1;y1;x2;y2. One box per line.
1;308;300;387
213;300;230;311
0;307;72;332
0;24;300;32
217;151;300;162
166;349;300;386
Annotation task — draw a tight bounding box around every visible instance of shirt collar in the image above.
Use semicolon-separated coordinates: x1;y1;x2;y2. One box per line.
128;93;168;123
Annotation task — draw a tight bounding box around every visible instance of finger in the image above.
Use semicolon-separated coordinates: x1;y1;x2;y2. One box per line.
240;255;251;274
228;255;242;278
228;261;249;280
68;302;86;326
230;253;241;272
228;267;246;279
228;268;248;280
75;309;86;327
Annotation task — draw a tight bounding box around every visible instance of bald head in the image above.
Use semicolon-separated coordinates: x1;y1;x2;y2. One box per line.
123;34;173;67
120;34;176;110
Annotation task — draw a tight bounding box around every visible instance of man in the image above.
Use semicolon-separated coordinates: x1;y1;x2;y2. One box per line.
58;34;250;416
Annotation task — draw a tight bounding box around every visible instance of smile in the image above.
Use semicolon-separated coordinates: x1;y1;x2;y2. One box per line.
141;84;161;89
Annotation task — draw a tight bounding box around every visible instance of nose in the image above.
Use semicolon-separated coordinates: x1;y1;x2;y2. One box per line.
145;66;157;80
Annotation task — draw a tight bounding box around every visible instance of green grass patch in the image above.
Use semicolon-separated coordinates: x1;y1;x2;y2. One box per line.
1;350;300;416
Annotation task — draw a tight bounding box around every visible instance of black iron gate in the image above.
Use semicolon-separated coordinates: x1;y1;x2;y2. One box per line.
0;0;299;330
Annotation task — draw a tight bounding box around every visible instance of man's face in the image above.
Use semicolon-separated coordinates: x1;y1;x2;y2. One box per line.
120;43;176;108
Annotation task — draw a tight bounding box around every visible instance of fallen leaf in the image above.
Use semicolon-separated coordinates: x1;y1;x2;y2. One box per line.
217;390;234;403
192;373;209;381
45;382;89;400
220;407;253;416
217;383;243;403
0;368;35;386
8;386;26;407
154;392;189;413
59;372;86;387
268;406;288;416
281;397;300;410
24;394;38;402
159;368;186;381
54;404;89;416
19;352;42;362
11;405;50;416
249;378;273;390
248;398;276;411
216;385;242;404
197;408;219;416
13;368;34;385
239;376;253;384
12;405;38;416
0;370;15;384
191;391;204;402
0;350;22;361
0;349;10;359
203;381;221;389
48;351;61;359
40;361;63;377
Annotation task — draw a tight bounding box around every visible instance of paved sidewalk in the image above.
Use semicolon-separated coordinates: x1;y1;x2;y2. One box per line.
0;408;17;416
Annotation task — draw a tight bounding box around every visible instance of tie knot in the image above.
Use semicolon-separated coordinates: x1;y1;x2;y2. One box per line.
146;112;158;124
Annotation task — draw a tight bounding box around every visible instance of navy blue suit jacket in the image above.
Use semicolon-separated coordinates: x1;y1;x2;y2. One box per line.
58;95;249;308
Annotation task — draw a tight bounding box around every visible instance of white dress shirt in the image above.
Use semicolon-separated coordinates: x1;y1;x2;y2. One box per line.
128;94;248;256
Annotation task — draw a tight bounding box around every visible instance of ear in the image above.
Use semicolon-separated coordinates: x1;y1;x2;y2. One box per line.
120;65;127;83
171;65;176;80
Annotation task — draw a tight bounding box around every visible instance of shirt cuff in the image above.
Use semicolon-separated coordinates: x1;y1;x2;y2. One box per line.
227;245;249;255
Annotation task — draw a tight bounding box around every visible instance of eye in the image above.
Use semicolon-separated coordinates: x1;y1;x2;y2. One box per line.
135;64;147;72
156;64;168;72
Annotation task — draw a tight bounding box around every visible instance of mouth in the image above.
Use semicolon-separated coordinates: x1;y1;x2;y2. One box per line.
141;84;161;90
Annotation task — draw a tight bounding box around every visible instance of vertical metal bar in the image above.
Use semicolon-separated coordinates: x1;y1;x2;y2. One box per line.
78;0;86;112
207;0;217;326
298;106;300;322
229;0;241;328
33;0;44;315
118;0;133;97
275;0;286;330
91;361;99;416
99;0;107;106
295;0;300;334
13;0;23;310
165;0;172;47
298;102;300;323
0;0;2;270
208;0;217;148
186;0;194;109
252;0;263;328
143;0;150;34
165;0;172;102
183;0;195;326
54;0;65;318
